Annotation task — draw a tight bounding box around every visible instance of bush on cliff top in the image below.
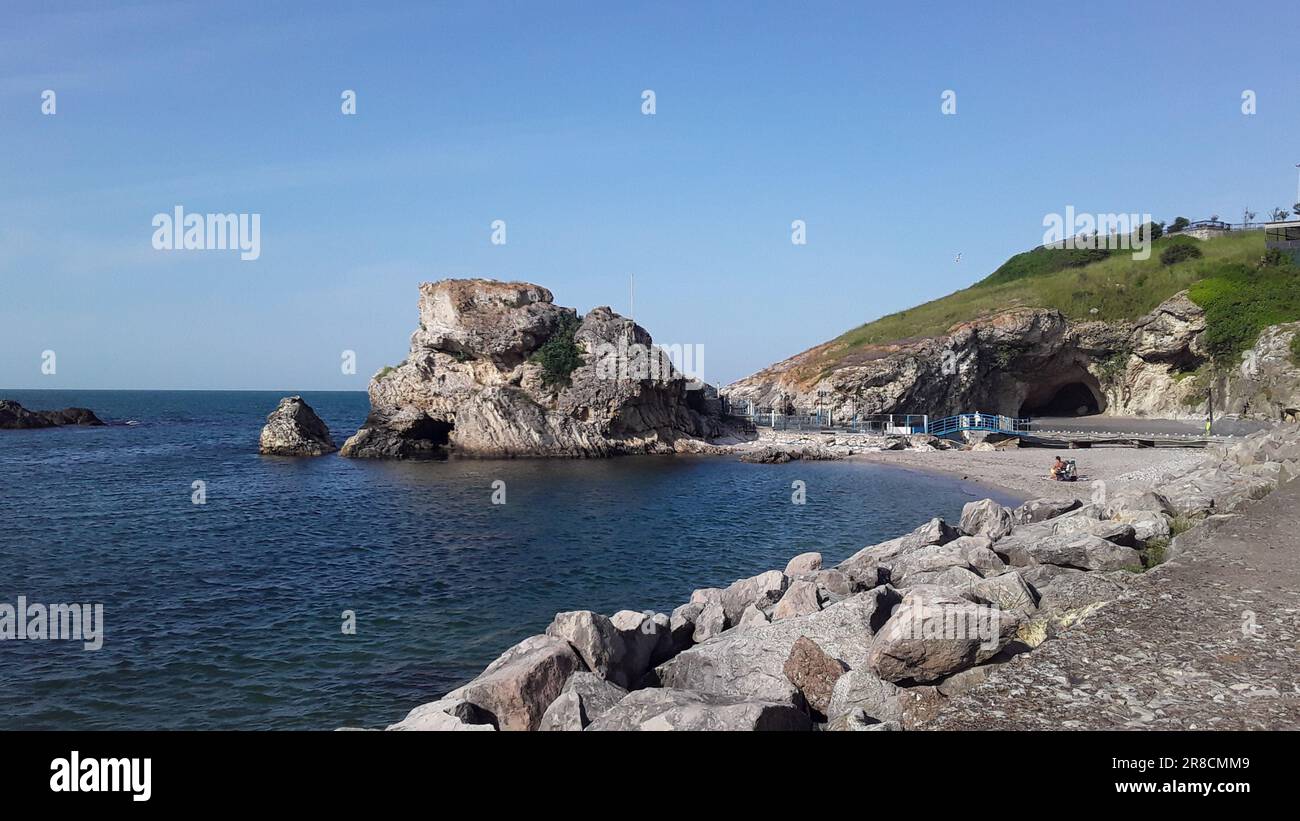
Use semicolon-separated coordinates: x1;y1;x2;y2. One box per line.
531;313;584;389
1159;239;1203;266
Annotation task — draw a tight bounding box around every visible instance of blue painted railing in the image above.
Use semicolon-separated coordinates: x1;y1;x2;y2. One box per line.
926;413;1031;437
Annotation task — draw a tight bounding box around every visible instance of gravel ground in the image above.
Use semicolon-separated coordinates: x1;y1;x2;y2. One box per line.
924;476;1300;730
853;446;1208;502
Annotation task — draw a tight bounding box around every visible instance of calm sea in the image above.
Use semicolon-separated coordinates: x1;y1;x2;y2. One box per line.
0;389;1017;729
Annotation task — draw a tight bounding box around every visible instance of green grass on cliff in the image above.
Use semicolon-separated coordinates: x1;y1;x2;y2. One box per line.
804;230;1283;381
1190;260;1300;362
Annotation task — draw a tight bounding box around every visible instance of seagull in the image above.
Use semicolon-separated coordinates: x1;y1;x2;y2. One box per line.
955;253;962;263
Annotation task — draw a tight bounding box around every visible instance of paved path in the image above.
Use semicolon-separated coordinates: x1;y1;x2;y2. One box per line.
1030;415;1270;437
926;478;1300;729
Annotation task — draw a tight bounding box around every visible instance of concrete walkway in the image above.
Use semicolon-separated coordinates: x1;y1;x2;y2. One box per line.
925;478;1300;730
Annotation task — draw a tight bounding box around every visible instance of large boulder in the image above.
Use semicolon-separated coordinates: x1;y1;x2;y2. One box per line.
807;568;854;603
772;579;822;620
719;570;789;624
610;610;663;684
258;395;336;456
738;604;770;627
825;668;909;727
959;499;1014;540
537;672;627;731
953;536;1006;575
656;586;901;705
586;688;812;731
1035;569;1133;615
972;570;1039;615
867;590;1021;683
886;543;973;586
999;532;1142;571
1012;497;1082;524
781;636;847;716
545;610;629;686
784;551;823;575
1049;516;1138;545
693;601;726;642
838;518;961;587
447;635;584;731
1109;509;1172;543
669;602;703;649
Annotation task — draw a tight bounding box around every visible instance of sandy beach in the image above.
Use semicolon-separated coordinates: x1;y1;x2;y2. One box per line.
853;446;1208;502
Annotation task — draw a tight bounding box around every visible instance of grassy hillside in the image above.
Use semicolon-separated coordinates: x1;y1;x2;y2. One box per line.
792;230;1293;382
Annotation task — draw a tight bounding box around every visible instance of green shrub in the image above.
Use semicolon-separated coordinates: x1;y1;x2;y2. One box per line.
1190;262;1300;363
1169;216;1191;233
978;246;1112;287
1097;350;1131;385
1260;248;1289;268
1160;240;1203;266
1141;537;1169;569
530;313;584;389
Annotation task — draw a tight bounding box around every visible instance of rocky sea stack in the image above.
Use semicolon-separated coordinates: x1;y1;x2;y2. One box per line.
0;400;104;429
340;279;731;458
258;396;336;456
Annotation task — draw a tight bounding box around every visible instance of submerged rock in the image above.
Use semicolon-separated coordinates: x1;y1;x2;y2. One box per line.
0;399;104;429
258;396;336;456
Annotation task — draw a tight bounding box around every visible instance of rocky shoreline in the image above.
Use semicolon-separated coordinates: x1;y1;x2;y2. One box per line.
376;423;1300;731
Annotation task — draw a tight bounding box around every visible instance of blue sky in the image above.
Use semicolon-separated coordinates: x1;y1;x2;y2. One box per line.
2;0;1298;391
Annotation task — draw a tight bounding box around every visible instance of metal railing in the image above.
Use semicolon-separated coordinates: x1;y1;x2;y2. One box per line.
926;413;1031;437
719;400;928;434
719;397;1033;437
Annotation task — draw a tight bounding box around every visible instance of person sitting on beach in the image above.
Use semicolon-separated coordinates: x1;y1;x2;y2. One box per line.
1050;456;1067;481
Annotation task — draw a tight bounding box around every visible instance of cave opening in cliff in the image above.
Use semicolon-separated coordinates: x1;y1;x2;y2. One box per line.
404;416;454;447
1018;380;1104;418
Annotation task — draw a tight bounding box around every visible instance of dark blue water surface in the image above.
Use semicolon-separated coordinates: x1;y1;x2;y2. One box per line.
0;390;1018;730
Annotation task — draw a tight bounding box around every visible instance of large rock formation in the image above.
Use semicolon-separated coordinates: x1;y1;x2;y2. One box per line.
258;396;336;456
724;291;1300;422
340;279;729;458
0;400;104;429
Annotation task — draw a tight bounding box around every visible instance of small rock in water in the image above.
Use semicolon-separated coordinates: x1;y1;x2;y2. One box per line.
258;396;336;456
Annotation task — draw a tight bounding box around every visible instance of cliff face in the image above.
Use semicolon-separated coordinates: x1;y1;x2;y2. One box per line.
725;293;1300;422
340;279;726;458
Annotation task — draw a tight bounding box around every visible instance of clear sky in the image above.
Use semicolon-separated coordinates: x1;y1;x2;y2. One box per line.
3;0;1298;391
